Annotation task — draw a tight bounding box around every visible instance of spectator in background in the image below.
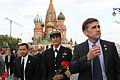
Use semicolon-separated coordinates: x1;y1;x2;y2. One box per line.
35;48;43;80
5;48;11;76
10;50;17;76
0;47;5;80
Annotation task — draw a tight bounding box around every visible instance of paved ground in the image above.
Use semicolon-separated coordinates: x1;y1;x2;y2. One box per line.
5;73;79;80
70;73;79;80
5;76;14;80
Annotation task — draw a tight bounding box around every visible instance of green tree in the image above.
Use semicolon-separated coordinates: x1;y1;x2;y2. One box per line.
0;35;21;51
75;41;77;45
70;38;73;44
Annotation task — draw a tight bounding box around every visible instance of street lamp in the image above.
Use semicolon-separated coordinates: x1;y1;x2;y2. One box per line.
5;18;24;37
112;8;120;24
112;8;120;17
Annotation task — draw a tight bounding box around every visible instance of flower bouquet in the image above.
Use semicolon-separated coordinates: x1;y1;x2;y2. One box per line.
55;61;71;78
56;61;69;75
1;72;8;79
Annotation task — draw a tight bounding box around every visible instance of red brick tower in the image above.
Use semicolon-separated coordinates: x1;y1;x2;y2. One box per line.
45;0;57;39
57;11;67;44
33;14;43;42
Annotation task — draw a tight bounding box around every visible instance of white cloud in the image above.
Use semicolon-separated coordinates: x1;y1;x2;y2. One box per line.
102;33;120;43
19;6;46;16
55;0;74;5
24;0;48;3
73;0;120;12
0;0;15;3
64;15;74;27
0;0;120;44
67;32;87;44
102;23;120;34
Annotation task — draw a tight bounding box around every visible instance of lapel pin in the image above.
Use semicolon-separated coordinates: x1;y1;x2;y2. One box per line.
105;48;107;50
62;56;65;58
28;61;31;63
63;53;67;55
104;45;107;47
104;45;107;50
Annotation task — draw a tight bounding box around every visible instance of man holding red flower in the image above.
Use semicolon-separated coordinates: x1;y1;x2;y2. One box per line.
42;29;72;80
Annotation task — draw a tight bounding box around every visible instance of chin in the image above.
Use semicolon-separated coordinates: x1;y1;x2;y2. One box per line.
98;36;101;39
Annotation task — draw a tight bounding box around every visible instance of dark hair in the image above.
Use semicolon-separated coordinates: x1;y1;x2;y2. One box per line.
82;18;99;32
19;43;29;49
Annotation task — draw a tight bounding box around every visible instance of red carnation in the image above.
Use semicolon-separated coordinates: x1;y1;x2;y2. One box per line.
61;61;69;69
1;72;8;79
1;75;5;79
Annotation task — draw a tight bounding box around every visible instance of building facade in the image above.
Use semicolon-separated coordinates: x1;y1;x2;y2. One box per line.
32;0;69;45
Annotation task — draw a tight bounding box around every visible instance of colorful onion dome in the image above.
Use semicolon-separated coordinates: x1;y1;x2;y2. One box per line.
46;22;54;28
58;12;65;20
34;14;42;23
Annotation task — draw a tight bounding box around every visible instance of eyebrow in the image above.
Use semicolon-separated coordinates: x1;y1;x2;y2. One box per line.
91;25;100;28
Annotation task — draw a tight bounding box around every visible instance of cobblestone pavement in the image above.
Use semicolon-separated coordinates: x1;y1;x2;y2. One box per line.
5;73;79;80
70;73;79;80
5;76;14;80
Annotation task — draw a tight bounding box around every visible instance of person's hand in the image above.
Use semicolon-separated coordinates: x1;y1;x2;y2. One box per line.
53;74;64;80
87;45;101;60
0;77;2;80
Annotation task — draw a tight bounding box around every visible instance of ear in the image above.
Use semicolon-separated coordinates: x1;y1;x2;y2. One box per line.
83;30;88;36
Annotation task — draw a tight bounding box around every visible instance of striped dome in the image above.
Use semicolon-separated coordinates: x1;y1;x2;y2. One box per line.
34;14;42;23
58;12;65;20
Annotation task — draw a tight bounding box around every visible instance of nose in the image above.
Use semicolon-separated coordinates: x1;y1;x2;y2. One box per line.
96;27;100;31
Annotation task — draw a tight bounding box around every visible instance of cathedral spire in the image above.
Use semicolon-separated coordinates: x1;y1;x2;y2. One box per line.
48;0;54;9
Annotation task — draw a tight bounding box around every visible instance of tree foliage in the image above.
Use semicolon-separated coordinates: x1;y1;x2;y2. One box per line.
75;41;77;45
0;35;21;51
70;38;73;44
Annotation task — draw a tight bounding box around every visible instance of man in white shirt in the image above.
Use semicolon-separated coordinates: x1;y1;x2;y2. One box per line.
14;43;42;80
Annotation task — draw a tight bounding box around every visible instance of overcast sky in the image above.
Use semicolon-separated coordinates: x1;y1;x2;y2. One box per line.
0;0;120;44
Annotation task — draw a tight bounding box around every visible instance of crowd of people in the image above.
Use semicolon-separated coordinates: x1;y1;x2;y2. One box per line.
0;47;18;77
0;18;120;80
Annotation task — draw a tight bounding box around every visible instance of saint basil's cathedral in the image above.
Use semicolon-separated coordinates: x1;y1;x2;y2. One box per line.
32;0;70;46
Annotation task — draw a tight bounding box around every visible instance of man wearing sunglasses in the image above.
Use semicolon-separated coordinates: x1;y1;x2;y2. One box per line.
70;18;120;80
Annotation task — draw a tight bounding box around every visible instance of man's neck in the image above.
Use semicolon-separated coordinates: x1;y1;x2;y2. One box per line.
88;39;99;44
